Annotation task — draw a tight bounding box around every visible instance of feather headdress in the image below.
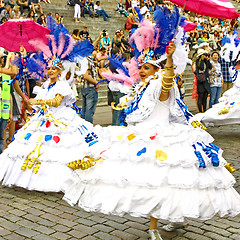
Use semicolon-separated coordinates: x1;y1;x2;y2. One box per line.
26;16;94;79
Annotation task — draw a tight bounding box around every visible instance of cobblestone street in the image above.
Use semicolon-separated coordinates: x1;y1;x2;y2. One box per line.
0;97;240;240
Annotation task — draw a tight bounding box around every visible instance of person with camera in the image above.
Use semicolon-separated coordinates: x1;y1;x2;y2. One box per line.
194;49;212;112
209;51;223;108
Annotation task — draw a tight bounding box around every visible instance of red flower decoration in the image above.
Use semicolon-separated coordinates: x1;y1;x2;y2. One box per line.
53;136;60;143
46;120;51;128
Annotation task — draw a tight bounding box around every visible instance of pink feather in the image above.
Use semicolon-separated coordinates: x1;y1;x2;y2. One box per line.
124;58;140;83
61;34;74;58
102;71;134;86
57;32;65;56
48;35;57;55
130;20;155;52
29;39;52;59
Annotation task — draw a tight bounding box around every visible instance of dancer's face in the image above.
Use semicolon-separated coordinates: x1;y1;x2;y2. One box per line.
48;66;61;80
139;63;158;81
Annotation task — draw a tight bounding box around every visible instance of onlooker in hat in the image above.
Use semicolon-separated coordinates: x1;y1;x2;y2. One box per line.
209;51;223;108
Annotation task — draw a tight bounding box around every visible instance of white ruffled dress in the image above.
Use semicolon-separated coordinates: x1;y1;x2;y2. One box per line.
194;67;240;127
0;80;107;192
62;73;240;223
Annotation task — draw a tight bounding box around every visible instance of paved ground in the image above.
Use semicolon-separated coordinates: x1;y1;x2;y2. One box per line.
0;96;240;240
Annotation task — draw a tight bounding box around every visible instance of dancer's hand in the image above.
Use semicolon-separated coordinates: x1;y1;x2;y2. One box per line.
166;42;176;57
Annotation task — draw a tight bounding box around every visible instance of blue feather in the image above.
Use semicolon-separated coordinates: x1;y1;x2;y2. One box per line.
46;16;57;34
222;36;231;46
154;6;180;55
134;7;143;22
26;54;46;80
179;16;186;27
108;57;129;77
65;39;94;62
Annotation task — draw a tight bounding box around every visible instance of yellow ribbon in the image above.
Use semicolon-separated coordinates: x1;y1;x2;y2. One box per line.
225;162;236;173
111;81;149;111
21;144;43;174
156;150;168;161
67;156;104;170
191;121;207;130
218;107;230;115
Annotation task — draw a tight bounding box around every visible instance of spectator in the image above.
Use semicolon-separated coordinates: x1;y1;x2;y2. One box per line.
96;47;109;78
125;0;131;11
99;32;110;51
4;0;15;8
79;26;89;39
37;13;46;26
112;30;121;48
209;51;223;108
0;54;12;154
27;9;35;20
194;49;212;112
125;13;137;31
86;0;94;11
0;4;11;21
79;57;99;123
72;29;81;41
74;0;82;22
28;0;43;17
116;0;128;17
10;4;21;18
55;12;63;24
187;32;198;50
17;0;29;15
81;0;93;18
94;1;111;21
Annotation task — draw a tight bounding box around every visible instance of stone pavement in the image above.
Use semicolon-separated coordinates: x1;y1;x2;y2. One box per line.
0;97;240;240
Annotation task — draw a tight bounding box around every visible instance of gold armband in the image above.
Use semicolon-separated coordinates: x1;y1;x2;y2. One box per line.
161;69;175;79
162;78;175;86
164;66;174;70
37;99;41;105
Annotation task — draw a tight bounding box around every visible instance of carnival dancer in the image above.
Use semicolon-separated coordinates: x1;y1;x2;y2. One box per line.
0;17;108;192
193;36;240;127
62;8;240;240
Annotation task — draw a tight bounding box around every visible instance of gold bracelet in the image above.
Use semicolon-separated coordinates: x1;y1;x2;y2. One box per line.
161;69;175;79
164;66;174;70
37;99;41;105
161;88;170;93
162;84;174;90
48;99;53;107
162;78;175;86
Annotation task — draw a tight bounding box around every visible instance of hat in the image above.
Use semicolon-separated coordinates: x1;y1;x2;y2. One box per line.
197;49;208;58
116;30;121;33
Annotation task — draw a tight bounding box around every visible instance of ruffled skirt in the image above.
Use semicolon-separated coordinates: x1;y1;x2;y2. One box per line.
0;107;108;192
62;122;240;222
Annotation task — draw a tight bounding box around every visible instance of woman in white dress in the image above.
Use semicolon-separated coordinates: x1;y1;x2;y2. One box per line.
0;17;107;192
62;8;240;240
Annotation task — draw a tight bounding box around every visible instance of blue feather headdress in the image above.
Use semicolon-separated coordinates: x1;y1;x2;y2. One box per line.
26;16;94;79
129;6;181;67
